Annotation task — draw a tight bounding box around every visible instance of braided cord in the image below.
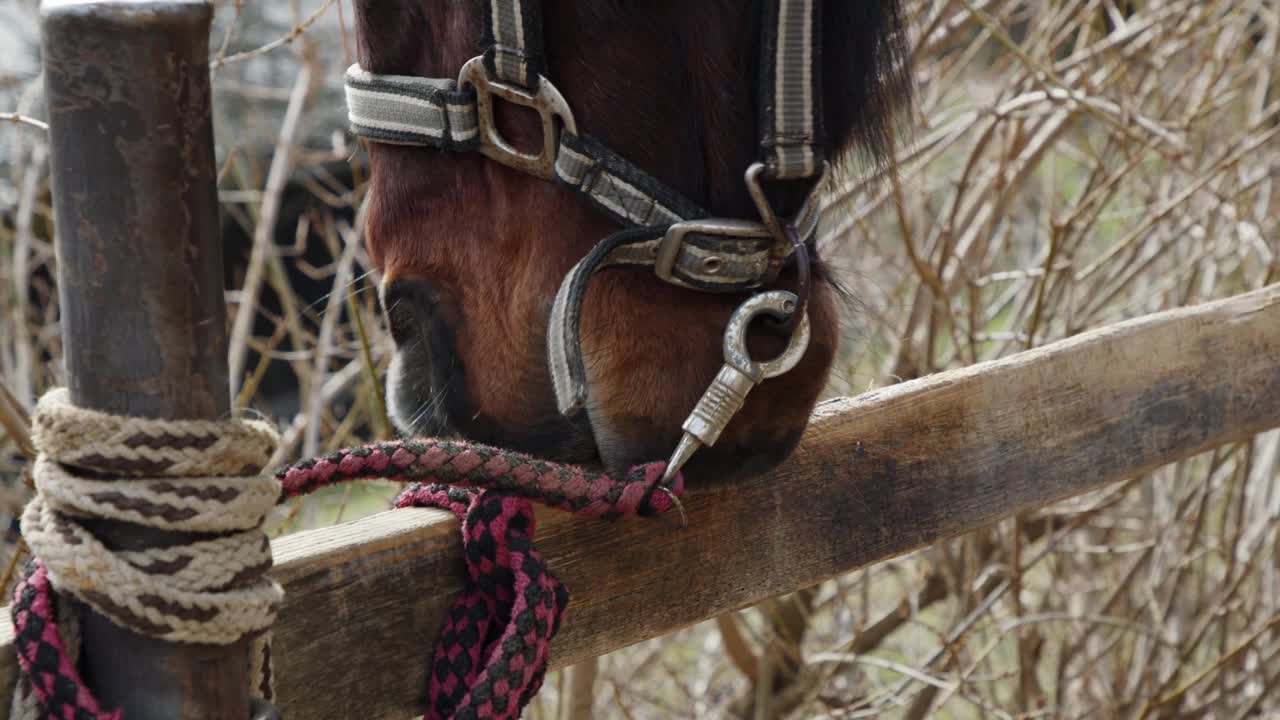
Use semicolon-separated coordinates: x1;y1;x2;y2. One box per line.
278;441;682;720
10;563;118;720
398;486;567;720
279;439;682;518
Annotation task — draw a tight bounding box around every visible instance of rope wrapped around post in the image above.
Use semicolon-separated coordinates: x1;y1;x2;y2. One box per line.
9;389;283;720
10;391;685;720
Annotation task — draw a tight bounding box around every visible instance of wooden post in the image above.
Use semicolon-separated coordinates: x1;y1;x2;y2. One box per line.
40;1;256;717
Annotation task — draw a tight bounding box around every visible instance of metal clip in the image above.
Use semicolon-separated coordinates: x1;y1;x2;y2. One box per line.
660;290;811;486
457;57;577;180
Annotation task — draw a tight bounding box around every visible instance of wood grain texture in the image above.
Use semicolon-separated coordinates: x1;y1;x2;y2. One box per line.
38;2;248;718
1;284;1276;719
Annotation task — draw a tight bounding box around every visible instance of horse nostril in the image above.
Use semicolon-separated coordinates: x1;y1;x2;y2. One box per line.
383;299;416;347
381;279;437;346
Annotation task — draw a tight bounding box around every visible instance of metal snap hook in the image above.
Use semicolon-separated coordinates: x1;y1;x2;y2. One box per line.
660;290;811;488
721;291;811;383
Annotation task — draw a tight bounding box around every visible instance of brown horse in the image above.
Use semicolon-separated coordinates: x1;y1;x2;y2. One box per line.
353;1;910;480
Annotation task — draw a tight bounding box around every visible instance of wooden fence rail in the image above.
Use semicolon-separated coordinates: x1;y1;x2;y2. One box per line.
2;283;1277;719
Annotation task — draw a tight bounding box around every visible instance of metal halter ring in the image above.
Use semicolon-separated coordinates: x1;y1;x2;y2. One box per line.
747;165;814;330
745;161;789;254
743;162;814;334
457;56;578;180
745;160;828;250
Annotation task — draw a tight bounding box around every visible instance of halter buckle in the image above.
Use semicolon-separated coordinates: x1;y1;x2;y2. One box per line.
458;57;577;180
655;219;772;286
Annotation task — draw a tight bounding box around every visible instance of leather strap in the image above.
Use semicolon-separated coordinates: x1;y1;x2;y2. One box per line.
546;195;821;416
554;133;706;228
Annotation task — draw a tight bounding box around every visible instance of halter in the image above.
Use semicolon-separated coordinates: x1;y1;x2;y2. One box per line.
346;0;828;477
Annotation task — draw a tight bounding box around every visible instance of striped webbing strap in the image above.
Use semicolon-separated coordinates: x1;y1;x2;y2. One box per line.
479;0;827;180
345;66;478;150
481;0;544;89
345;0;825;179
760;0;824;179
343;77;822;295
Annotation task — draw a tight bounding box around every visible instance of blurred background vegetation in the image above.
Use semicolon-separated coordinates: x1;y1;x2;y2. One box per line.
1;0;1278;717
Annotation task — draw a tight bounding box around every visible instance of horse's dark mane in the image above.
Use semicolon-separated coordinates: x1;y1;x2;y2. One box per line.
355;1;911;218
824;3;913;167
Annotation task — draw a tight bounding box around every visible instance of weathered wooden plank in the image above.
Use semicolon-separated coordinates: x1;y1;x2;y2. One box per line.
1;284;1276;719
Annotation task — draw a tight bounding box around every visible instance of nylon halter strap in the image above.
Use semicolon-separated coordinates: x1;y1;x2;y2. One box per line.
345;0;826;416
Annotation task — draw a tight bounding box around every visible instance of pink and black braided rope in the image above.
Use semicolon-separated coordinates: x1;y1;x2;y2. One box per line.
277;438;683;518
398;485;565;720
280;439;683;719
12;562;121;720
11;439;682;720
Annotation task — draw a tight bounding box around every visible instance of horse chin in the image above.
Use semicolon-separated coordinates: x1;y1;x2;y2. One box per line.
385;350;454;439
577;273;840;483
585;404;808;485
386;338;814;484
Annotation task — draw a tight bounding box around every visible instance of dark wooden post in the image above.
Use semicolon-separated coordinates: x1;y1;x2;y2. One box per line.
41;1;257;717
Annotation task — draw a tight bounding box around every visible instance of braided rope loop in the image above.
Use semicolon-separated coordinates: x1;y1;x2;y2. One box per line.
395;486;568;720
279;439;682;518
277;441;683;720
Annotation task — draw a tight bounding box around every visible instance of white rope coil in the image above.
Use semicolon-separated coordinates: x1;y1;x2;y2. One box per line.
20;388;284;646
33;457;280;533
31;388;279;477
21;499;280;644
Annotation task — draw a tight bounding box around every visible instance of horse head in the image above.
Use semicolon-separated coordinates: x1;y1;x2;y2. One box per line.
355;1;910;480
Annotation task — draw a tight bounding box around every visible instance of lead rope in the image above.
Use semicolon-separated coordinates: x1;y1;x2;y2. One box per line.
10;390;684;720
276;440;685;720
